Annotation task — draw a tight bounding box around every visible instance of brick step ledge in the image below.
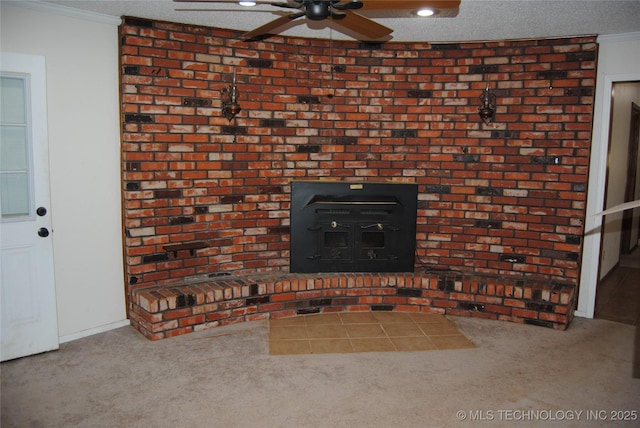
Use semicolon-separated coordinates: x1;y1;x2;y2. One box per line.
129;271;576;340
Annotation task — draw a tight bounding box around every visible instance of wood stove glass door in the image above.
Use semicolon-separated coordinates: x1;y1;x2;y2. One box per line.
316;220;354;263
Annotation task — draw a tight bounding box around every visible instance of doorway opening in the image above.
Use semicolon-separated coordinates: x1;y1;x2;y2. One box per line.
595;82;640;326
620;102;640;255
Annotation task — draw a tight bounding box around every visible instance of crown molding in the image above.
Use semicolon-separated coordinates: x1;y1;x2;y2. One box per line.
597;32;640;43
5;1;122;26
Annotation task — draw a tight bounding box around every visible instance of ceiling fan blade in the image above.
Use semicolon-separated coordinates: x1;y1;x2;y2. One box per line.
174;0;301;8
174;0;290;3
332;0;364;11
359;0;460;18
331;10;392;40
173;0;460;13
241;13;300;39
359;0;460;11
174;0;459;7
175;0;459;41
270;1;304;10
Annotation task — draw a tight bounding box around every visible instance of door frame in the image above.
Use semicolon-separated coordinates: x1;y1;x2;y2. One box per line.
579;73;640;318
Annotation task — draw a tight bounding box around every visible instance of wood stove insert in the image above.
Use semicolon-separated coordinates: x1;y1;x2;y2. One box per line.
290;181;418;273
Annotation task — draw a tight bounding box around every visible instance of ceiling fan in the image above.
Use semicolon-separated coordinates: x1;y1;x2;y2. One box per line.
174;0;461;41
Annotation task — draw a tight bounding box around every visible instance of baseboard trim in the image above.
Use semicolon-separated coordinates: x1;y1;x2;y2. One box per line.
59;319;131;344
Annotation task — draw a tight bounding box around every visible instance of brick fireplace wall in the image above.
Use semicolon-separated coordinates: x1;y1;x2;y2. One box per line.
120;17;596;331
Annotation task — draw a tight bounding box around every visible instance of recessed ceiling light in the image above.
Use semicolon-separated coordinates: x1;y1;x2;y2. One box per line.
239;1;256;6
416;8;435;17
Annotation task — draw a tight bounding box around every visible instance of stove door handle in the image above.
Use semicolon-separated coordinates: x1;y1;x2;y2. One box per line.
330;221;350;229
361;223;385;230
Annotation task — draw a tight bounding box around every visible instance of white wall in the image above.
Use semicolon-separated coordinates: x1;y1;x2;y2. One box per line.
578;32;640;318
1;4;128;340
600;82;640;276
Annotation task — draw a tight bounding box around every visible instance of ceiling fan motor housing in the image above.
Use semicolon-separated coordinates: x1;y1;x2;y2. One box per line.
307;1;331;20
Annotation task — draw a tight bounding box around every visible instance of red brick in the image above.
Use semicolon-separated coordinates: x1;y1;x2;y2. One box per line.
179;314;206;327
433;300;458;308
163;308;192;320
132;307;163;323
512;308;539;319
272;292;296;303
165;326;194;338
539;312;568;323
485;304;512;315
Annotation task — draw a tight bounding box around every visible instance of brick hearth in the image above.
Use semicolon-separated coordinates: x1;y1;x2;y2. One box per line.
130;271;575;340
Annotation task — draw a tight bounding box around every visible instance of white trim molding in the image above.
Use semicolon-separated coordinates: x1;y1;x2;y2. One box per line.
59;319;131;344
5;1;122;26
597;32;640;43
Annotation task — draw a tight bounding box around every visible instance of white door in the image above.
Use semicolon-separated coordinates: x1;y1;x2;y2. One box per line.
1;52;58;361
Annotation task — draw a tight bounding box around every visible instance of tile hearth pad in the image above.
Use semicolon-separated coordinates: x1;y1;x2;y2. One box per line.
269;312;475;355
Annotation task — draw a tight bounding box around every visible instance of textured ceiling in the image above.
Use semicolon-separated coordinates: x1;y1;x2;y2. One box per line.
39;0;640;42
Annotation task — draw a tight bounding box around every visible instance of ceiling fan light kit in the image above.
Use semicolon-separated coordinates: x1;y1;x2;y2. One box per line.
416;8;435;16
174;0;460;41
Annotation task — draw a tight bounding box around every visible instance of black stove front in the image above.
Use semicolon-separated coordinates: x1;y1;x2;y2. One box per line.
290;181;418;273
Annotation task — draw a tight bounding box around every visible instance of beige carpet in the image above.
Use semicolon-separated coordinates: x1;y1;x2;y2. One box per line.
3;316;639;427
269;312;474;355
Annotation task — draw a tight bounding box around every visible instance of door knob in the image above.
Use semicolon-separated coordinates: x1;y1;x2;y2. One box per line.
38;228;50;237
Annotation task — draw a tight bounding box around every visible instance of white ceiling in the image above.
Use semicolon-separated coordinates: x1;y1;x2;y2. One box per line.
40;0;640;42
